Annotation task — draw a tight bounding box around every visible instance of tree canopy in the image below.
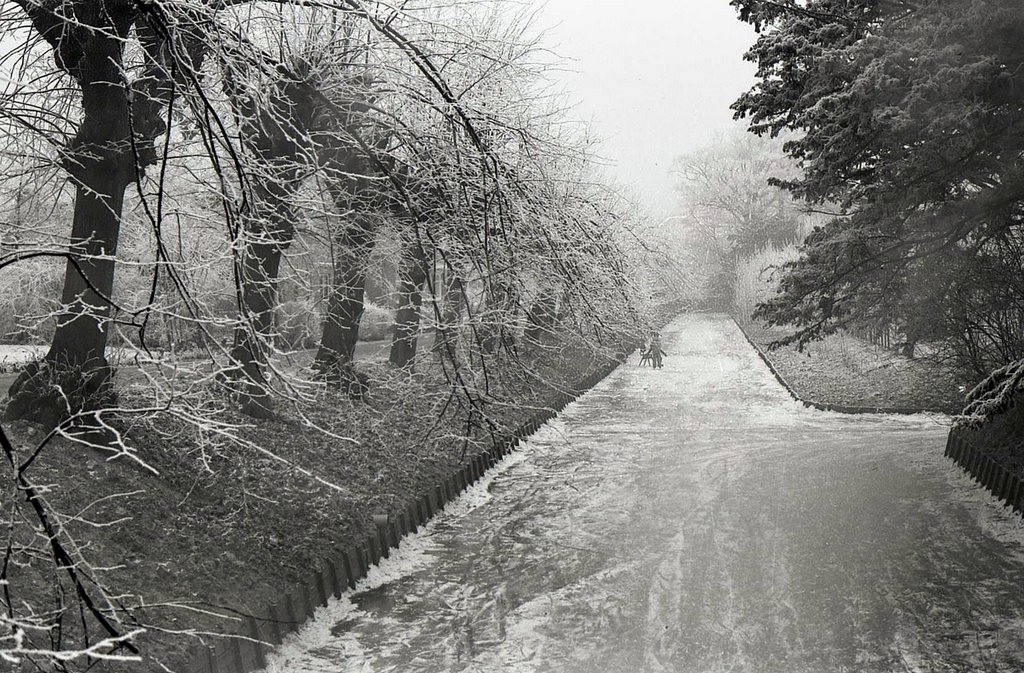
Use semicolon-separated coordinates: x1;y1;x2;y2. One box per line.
731;0;1024;421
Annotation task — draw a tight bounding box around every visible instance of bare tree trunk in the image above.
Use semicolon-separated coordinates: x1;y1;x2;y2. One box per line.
434;266;465;360
313;215;378;394
6;4;208;428
388;234;429;369
225;175;298;416
219;63;322;415
524;287;559;344
6;52;133;426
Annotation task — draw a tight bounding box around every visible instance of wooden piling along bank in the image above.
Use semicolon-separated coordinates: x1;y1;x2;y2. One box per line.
184;355;626;673
733;319;1024;518
945;428;1024;515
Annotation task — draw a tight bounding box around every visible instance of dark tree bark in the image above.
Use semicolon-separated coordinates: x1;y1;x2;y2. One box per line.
524;288;559;344
225;171;302;416
434;266;465;360
7;2;137;426
388;233;430;369
220;68;321;416
313;215;378;393
309;85;394;394
6;2;206;427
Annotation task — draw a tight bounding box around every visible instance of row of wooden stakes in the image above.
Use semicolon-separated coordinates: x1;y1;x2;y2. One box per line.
945;430;1024;513
185;358;623;672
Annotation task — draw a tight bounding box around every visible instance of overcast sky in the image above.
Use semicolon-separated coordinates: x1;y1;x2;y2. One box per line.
534;0;758;217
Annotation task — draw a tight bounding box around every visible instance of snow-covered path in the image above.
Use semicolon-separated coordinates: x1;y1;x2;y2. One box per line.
265;314;1024;672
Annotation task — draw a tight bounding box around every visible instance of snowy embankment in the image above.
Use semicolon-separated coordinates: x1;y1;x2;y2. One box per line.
0;345;145;371
0;345;48;371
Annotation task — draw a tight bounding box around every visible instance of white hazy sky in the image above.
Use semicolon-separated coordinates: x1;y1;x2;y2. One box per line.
534;0;758;216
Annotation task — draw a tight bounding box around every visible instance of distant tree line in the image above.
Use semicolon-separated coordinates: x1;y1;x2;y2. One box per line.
658;130;809;311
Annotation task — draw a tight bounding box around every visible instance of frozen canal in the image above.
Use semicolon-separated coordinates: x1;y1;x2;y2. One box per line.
266;314;1024;672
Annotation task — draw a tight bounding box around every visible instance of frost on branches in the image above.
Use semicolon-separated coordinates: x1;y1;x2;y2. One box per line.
0;0;650;668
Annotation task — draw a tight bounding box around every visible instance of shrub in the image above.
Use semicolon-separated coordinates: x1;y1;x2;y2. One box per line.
277;300;321;350
358;302;395;342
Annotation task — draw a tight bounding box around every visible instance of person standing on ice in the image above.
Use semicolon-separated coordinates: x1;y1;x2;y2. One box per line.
648;334;666;369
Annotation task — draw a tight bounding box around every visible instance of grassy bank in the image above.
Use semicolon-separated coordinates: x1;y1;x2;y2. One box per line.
2;334;621;672
738;319;967;414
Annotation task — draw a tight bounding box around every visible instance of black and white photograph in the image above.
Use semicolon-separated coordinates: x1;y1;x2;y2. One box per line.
1;0;1023;671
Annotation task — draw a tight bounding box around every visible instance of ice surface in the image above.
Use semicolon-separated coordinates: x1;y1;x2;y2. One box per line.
262;314;1024;673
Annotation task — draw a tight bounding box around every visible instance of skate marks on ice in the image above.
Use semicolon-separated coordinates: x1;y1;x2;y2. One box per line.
264;314;1024;672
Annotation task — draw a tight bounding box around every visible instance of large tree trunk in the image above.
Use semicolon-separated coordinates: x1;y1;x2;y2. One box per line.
306;76;396;394
218;63;323;416
313;216;378;394
224;175;298;416
6;52;133;427
524;287;559;344
388;235;430;369
435;267;466;360
6;4;207;428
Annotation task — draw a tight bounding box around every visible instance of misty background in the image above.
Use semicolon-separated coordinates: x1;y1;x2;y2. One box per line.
538;0;757;216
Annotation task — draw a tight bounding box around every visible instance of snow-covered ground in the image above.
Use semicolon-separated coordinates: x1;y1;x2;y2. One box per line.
0;344;48;368
0;345;147;370
261;314;1024;673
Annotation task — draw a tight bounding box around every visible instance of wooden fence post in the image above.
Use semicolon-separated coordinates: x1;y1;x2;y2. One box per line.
283;592;298;634
326;557;342;598
967;446;979;476
997;469;1010;501
248;614;267;670
406;503;420;533
951;435;964;462
228;637;244;673
388;520;401;550
301;581;315;618
367;533;381;565
315;567;330;606
267;603;283;645
377;524;390;560
344;549;360;589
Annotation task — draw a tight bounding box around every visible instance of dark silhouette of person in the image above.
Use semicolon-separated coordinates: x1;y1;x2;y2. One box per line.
648;335;666;369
